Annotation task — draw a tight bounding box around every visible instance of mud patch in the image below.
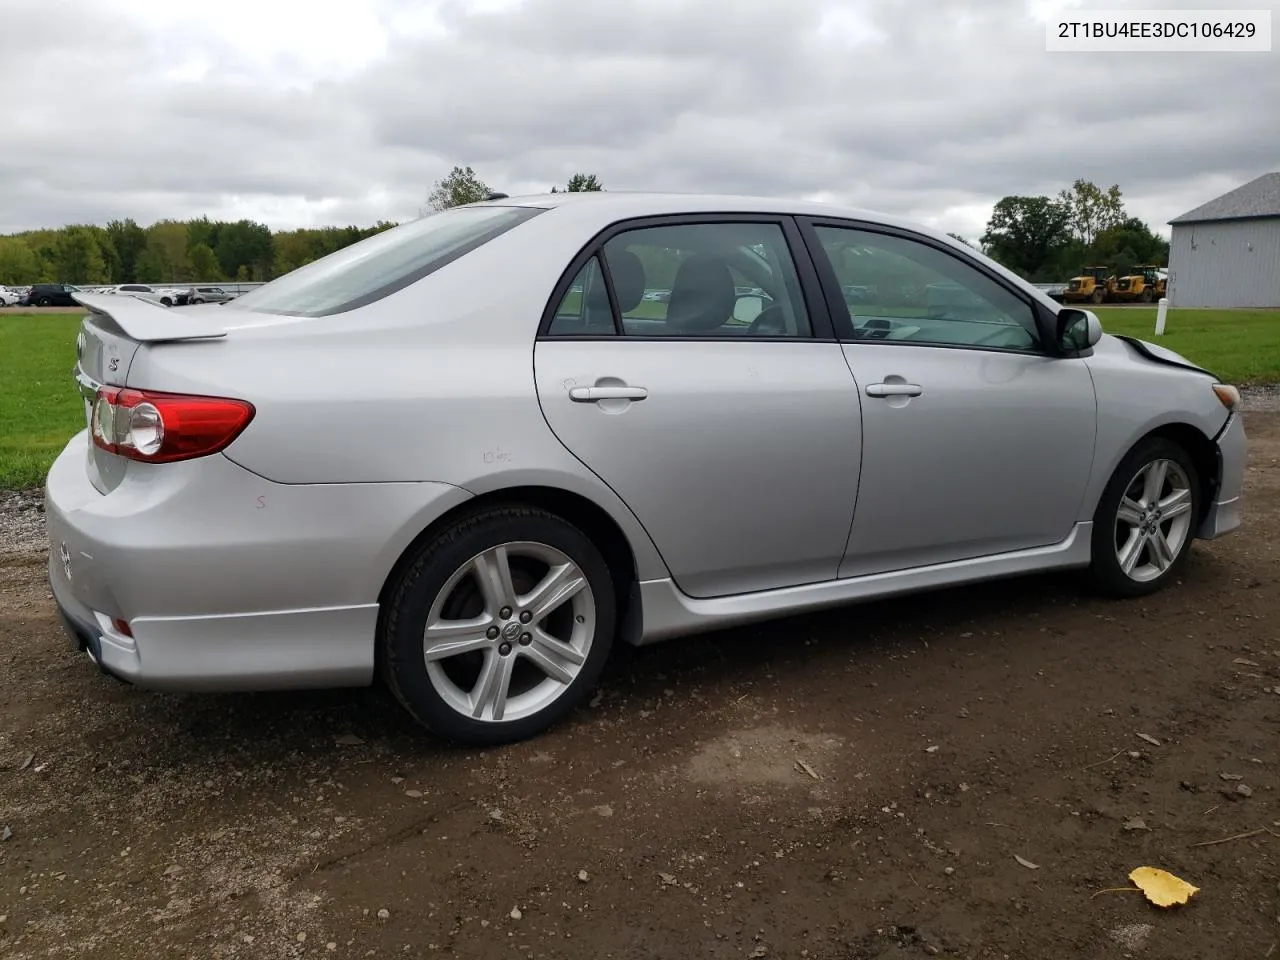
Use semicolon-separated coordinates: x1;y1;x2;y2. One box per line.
684;724;846;791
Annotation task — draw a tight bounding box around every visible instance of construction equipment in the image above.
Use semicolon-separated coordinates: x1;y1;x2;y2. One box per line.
1112;265;1168;304
1062;266;1116;305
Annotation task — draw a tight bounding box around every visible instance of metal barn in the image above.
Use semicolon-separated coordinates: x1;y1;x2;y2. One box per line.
1167;172;1280;309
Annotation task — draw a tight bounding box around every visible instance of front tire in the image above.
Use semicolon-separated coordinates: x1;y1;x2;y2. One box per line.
1087;437;1201;598
380;506;616;745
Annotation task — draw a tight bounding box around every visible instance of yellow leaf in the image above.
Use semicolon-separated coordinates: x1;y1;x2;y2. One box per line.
1129;867;1199;907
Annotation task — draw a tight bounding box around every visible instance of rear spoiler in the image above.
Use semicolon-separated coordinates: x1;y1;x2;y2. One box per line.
72;292;227;342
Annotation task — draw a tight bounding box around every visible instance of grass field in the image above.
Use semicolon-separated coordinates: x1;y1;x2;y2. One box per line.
1091;307;1280;384
0;315;83;490
1;307;1277;490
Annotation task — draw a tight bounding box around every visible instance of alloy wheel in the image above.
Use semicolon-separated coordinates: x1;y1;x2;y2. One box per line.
422;541;595;723
1113;458;1194;583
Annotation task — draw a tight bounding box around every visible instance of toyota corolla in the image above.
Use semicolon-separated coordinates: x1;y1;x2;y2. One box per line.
45;191;1245;744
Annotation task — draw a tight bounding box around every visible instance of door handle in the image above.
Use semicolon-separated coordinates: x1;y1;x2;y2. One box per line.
865;382;922;398
569;385;649;402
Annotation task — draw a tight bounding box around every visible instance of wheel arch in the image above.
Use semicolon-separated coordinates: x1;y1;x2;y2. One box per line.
374;485;649;664
1098;421;1220;528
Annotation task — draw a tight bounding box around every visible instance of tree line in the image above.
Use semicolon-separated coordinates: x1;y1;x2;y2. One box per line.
969;179;1170;283
0;169;603;286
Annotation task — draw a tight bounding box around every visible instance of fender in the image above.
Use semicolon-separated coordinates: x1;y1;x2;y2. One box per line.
1113;334;1218;380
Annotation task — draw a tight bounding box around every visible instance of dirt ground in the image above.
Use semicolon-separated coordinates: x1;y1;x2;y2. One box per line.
1;416;1278;960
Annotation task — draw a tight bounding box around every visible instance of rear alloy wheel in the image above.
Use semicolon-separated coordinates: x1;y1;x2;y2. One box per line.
380;506;615;744
1088;437;1200;597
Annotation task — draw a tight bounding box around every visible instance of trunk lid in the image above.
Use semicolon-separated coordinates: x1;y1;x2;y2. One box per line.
71;293;229;494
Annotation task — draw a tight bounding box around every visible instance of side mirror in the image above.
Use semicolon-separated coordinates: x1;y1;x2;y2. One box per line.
1056;307;1102;352
733;295;764;323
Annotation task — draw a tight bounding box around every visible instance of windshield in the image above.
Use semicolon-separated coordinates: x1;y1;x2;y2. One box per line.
230;204;543;317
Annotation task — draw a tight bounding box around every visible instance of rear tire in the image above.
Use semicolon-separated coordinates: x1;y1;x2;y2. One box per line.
380;505;616;745
1087;437;1201;598
1091;288;1104;304
37;296;51;307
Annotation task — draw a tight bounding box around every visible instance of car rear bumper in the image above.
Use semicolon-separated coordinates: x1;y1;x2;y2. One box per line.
1197;412;1245;540
44;431;472;691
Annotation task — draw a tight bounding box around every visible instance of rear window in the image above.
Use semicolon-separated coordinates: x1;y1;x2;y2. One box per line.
230;205;543;317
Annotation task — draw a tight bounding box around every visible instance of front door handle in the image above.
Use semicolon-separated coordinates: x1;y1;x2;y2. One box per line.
866;382;922;398
569;385;649;402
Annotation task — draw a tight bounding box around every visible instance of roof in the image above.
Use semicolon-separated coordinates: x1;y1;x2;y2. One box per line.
476;189;946;238
1169;172;1280;225
480;189;886;220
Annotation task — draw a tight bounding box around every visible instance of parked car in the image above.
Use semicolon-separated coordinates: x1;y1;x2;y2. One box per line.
46;192;1245;746
23;283;82;307
105;284;183;306
0;285;24;306
174;286;235;306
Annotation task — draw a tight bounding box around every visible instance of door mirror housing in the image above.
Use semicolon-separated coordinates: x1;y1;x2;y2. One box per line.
1056;308;1102;353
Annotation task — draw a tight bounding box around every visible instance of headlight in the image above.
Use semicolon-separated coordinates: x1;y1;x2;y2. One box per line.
1212;383;1240;410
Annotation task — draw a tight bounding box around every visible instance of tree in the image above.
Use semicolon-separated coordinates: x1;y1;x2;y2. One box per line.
0;237;42;284
53;227;108;283
188;242;221;280
980;195;1072;279
425;165;493;212
145;220;192;282
1057;179;1125;246
1092;217;1169;274
552;173;605;193
215;219;273;281
105;218;147;282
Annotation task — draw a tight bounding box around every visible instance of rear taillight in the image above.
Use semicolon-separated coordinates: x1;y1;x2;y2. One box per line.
90;387;254;463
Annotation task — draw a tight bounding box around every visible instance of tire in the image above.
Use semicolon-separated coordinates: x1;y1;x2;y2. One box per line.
37;297;51;307
380;505;616;745
1087;437;1201;598
1141;288;1154;304
1091;288;1104;304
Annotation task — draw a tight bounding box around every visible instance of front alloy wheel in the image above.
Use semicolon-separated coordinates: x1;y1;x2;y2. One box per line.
1089;437;1201;597
1113;459;1194;583
381;506;615;744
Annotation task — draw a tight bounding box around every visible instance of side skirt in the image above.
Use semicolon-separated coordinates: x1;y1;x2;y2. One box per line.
629;522;1094;645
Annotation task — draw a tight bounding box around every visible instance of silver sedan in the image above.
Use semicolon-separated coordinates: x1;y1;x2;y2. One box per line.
45;192;1246;744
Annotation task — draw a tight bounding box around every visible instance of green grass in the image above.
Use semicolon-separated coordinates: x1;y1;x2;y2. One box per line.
0;307;1276;490
1091;308;1280;385
0;315;85;490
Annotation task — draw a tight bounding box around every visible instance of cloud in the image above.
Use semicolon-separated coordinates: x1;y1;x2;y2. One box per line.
0;0;1276;242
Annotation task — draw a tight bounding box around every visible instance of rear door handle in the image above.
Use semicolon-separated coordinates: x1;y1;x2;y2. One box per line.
865;382;922;398
569;385;649;402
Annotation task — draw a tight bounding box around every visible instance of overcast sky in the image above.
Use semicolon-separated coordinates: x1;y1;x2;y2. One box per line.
1;0;1276;239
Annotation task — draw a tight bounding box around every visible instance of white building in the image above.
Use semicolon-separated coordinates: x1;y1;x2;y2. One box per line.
1167;172;1280;309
